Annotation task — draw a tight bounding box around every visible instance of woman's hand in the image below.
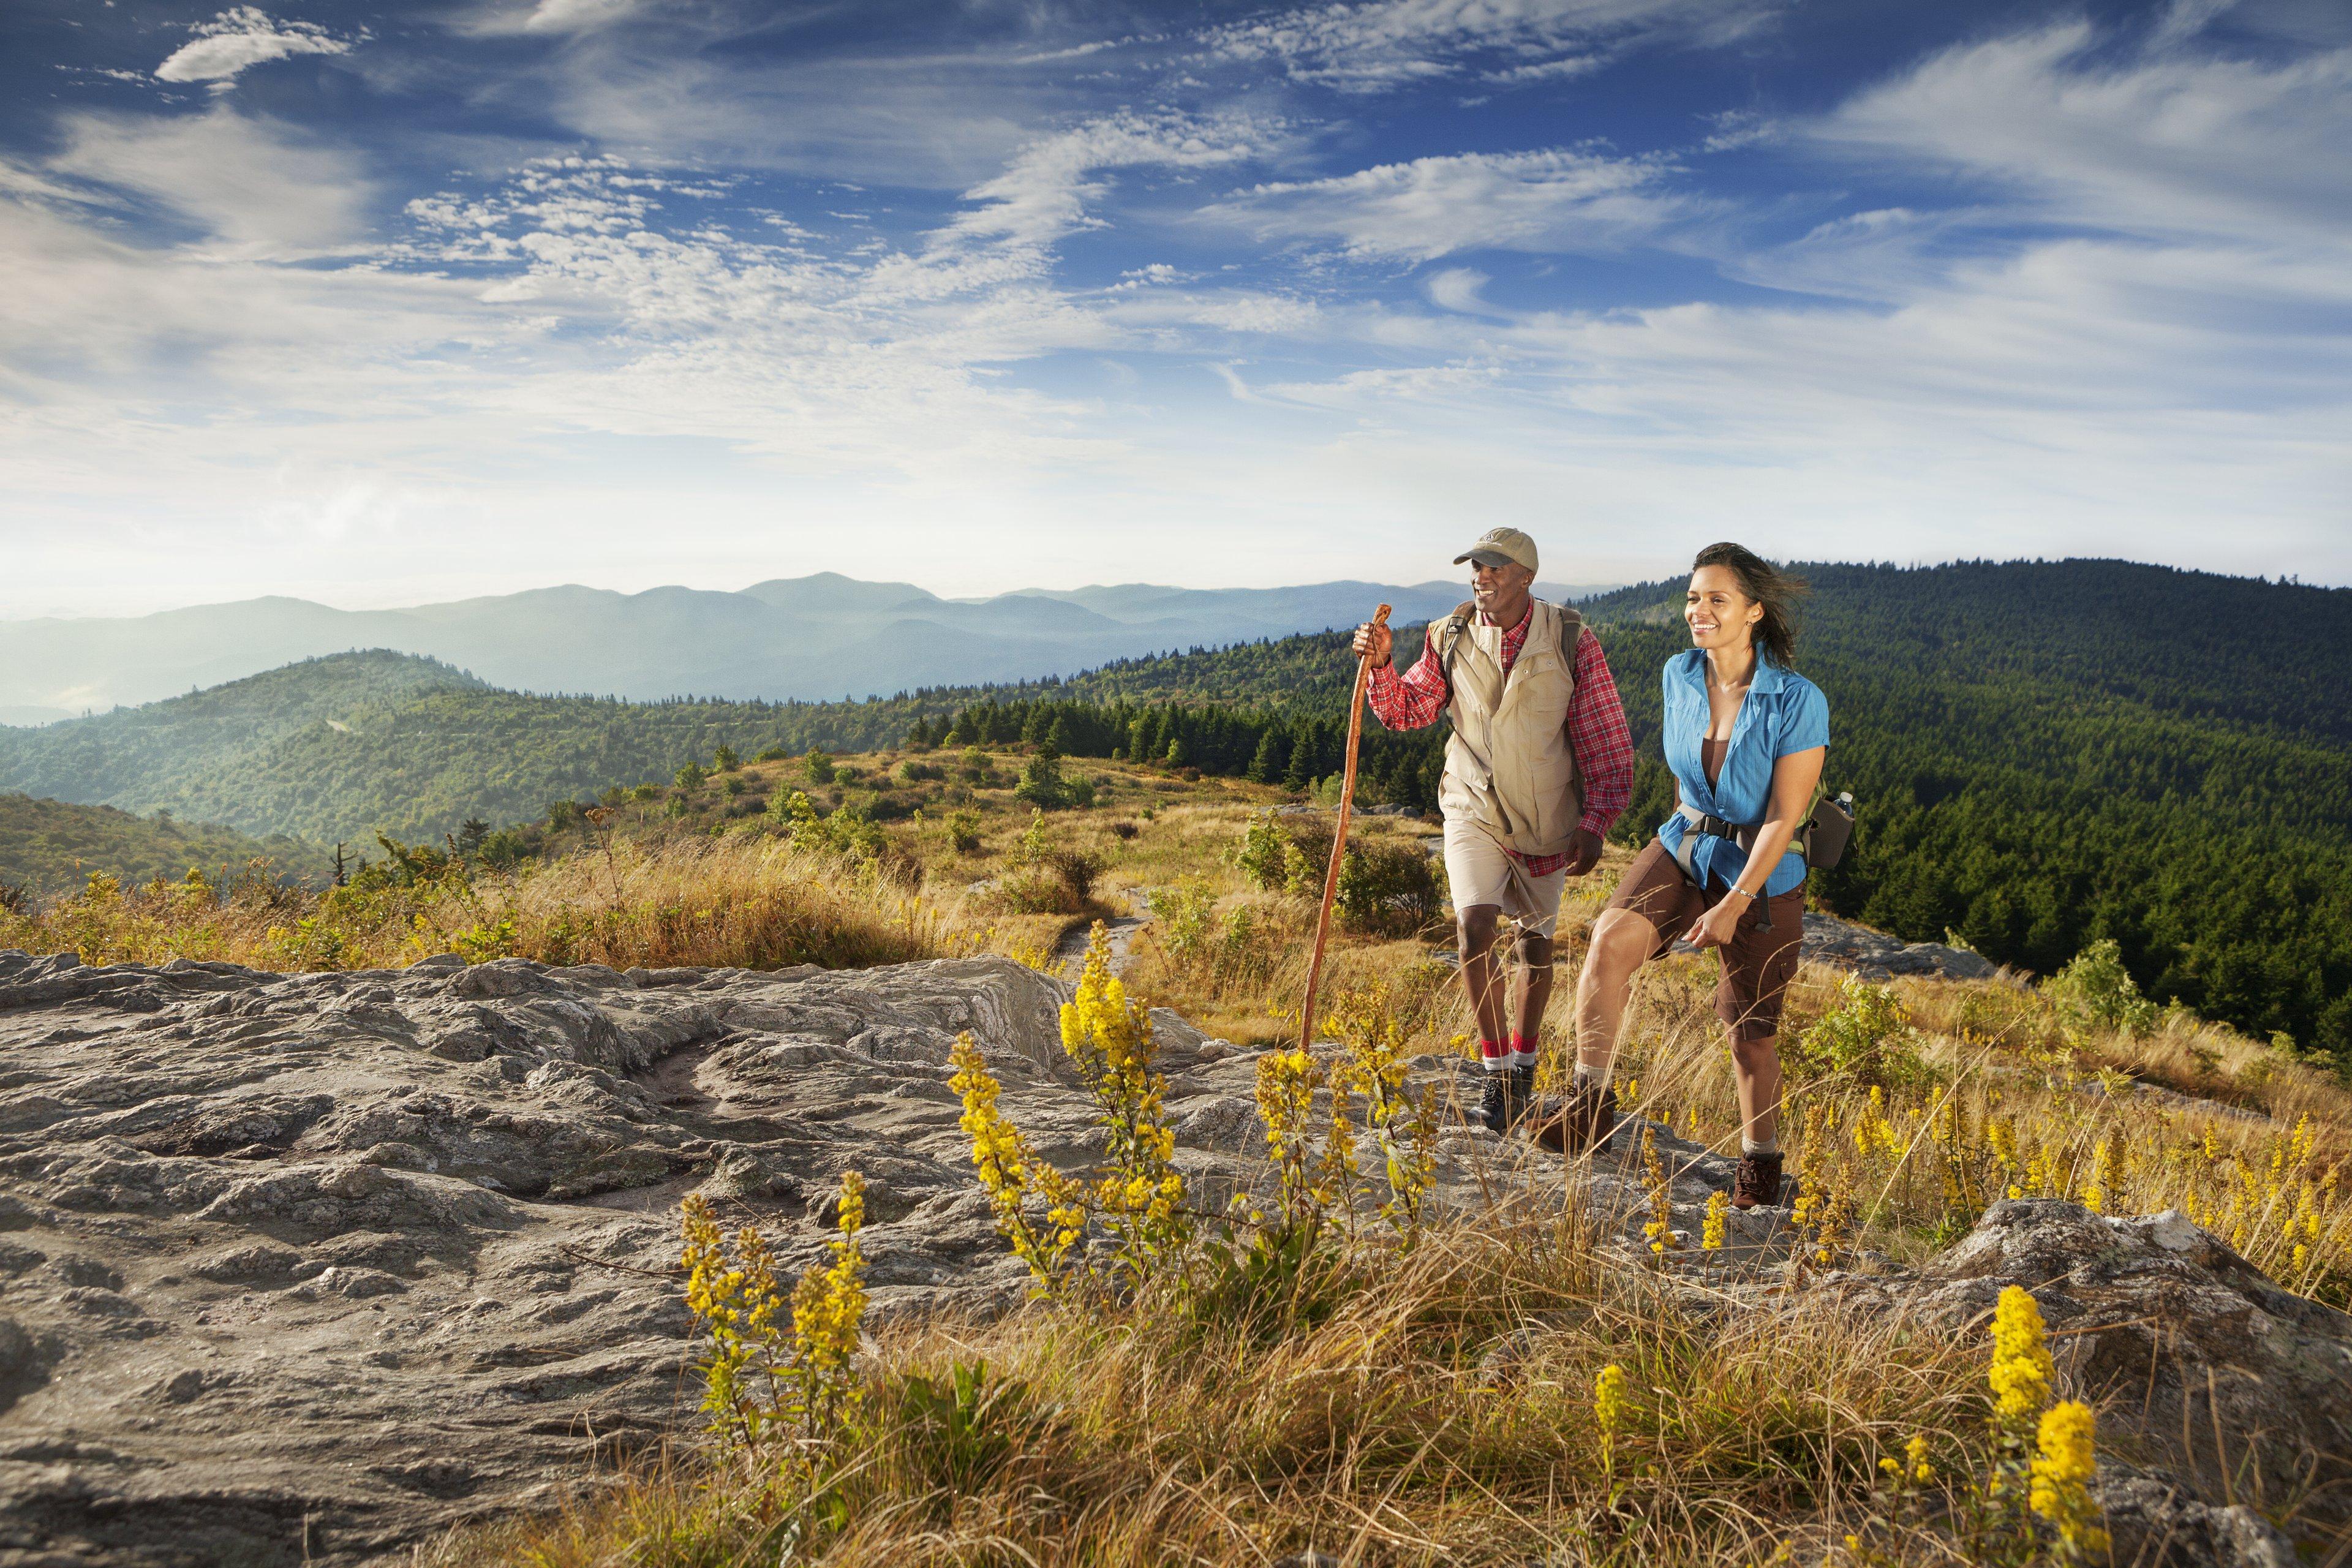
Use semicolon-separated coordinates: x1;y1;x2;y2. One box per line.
1687;895;1747;949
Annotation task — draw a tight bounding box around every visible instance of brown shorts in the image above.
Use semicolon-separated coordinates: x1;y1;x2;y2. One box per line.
1604;839;1806;1045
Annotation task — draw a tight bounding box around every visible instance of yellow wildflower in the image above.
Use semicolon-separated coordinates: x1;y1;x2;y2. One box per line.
1989;1284;2054;1427
2029;1400;2108;1555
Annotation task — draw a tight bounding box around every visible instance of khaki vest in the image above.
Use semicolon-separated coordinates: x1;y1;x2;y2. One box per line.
1436;598;1586;857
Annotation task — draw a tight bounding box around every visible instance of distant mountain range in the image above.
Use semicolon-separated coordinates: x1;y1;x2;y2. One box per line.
0;575;1612;718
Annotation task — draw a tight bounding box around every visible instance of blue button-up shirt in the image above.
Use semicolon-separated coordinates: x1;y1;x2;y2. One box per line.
1654;649;1831;897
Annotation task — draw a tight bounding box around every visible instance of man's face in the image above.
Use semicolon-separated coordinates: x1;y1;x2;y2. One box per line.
1470;559;1534;612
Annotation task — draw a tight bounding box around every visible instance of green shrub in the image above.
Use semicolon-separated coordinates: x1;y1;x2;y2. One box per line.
944;809;983;854
1235;812;1287;889
804;748;837;785
674;762;707;791
1333;840;1441;938
2045;938;2159;1036
712;744;739;772
1013;753;1071;810
1793;974;1931;1086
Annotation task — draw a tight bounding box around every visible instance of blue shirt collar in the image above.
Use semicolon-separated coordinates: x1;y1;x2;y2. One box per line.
1673;647;1786;695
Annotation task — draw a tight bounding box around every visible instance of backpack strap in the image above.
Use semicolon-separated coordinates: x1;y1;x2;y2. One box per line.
1556;604;1585;663
1435;600;1477;684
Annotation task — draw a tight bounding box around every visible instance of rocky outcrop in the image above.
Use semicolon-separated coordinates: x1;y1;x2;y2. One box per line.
1799;911;2002;982
0;947;1528;1566
2;949;2341;1566
1803;1199;2352;1561
0;949;1104;1565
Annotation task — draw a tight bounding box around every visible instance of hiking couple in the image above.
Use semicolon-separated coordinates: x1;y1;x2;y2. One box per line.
1352;530;1828;1208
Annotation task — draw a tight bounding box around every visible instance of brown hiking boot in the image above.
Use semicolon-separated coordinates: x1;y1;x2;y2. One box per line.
1528;1081;1617;1155
1731;1150;1784;1210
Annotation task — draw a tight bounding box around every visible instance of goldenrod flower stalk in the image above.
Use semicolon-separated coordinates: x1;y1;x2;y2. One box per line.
951;1031;1083;1291
1702;1188;1728;1251
1989;1284;2054;1427
1328;992;1437;1236
786;1169;869;1441
2029;1400;2109;1556
1594;1363;1628;1479
1642;1125;1677;1256
1060;924;1191;1283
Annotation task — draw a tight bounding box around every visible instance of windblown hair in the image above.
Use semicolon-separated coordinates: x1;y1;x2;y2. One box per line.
1691;543;1807;669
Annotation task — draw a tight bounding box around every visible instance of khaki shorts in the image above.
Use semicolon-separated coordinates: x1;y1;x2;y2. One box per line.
1442;817;1567;938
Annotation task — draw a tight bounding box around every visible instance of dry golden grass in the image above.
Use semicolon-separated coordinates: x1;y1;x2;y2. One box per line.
0;834;968;975
426;1201;2000;1568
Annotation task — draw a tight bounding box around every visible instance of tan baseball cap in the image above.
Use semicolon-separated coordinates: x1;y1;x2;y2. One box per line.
1454;526;1538;575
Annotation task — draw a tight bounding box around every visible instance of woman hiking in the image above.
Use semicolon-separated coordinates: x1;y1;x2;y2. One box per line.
1539;543;1827;1210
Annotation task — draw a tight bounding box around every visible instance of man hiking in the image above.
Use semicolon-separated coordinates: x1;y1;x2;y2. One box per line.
1352;527;1635;1134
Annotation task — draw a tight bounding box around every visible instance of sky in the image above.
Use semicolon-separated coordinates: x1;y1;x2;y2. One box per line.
2;0;2348;617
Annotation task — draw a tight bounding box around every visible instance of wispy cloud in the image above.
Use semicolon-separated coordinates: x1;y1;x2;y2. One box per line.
155;7;359;85
1220;146;1691;260
1202;0;1776;92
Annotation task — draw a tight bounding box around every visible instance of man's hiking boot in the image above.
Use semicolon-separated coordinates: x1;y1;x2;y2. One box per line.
1509;1061;1537;1127
1478;1071;1509;1134
1731;1150;1784;1210
1528;1080;1617;1155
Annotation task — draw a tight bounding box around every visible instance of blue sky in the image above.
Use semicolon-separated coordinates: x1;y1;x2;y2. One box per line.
2;0;2347;615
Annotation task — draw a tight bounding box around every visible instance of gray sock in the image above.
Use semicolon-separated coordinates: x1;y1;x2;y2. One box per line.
1741;1136;1780;1157
1574;1065;1609;1095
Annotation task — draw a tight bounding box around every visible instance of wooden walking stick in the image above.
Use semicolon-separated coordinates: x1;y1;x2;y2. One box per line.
1298;603;1391;1051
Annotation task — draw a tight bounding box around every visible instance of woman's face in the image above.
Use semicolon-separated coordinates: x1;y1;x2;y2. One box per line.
1686;565;1761;653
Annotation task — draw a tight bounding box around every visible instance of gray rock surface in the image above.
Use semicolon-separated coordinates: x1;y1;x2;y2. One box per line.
0;949;1105;1566
1798;911;2002;982
1803;1199;2352;1558
3;949;2340;1566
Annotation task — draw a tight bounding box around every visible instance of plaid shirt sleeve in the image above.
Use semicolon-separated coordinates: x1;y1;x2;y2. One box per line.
1365;633;1452;730
1567;630;1635;838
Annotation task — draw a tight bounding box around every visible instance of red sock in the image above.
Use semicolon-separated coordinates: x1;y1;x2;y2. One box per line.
1479;1038;1507;1069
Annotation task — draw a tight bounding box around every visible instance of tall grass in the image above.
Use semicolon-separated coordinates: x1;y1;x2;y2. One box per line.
0;836;969;974
428;1201;1998;1568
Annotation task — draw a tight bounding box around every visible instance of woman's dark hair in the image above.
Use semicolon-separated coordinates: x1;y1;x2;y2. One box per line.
1691;542;1808;669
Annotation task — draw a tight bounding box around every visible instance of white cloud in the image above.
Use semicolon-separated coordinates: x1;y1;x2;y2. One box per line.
1221;146;1689;260
155;7;357;84
1202;0;1774;92
521;0;652;34
46;108;374;259
1811;20;2352;248
863;112;1261;300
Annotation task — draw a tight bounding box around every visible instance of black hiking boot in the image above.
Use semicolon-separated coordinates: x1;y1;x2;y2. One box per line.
1509;1062;1537;1129
1529;1080;1618;1155
1479;1071;1513;1134
1731;1150;1784;1210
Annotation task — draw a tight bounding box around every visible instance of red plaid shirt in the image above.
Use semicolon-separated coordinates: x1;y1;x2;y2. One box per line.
1367;603;1635;873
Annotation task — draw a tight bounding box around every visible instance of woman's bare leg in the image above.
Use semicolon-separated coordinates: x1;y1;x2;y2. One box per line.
1571;907;1659;1083
1729;1033;1781;1148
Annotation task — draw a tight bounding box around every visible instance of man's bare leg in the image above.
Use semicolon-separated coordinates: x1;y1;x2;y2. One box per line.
1511;931;1554;1046
1457;903;1507;1047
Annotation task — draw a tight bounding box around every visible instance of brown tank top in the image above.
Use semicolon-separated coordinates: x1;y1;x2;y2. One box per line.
1702;738;1729;789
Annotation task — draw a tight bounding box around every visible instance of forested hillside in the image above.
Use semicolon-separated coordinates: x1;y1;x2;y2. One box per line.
0;794;325;894
2;559;2343;1057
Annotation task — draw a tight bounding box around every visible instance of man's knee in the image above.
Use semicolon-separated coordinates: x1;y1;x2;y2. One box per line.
1515;931;1554;973
1457;904;1501;954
